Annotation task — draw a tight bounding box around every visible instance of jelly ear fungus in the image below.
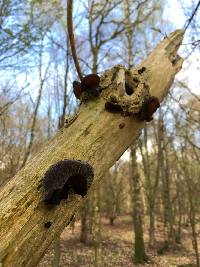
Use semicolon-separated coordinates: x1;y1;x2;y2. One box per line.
43;159;94;206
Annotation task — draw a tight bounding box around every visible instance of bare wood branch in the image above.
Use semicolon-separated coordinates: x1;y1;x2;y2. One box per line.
0;30;184;267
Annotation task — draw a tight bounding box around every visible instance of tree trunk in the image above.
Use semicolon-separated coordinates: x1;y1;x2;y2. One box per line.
93;187;102;267
149;206;156;247
183;163;200;267
130;145;147;264
159;115;175;248
175;179;182;244
109;217;115;226
0;30;184;267
80;202;89;243
189;203;200;267
139;124;159;247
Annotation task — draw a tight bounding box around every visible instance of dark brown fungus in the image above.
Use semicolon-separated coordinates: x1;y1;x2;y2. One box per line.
73;74;101;100
81;74;100;91
44;221;52;229
73;81;82;99
81;74;101;97
105;102;123;113
43;160;94;206
137;96;160;122
138;67;146;74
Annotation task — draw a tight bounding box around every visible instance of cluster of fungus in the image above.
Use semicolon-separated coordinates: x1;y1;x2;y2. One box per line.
43;159;94;206
102;66;160;122
73;74;101;101
137;96;160;122
72;66;160;122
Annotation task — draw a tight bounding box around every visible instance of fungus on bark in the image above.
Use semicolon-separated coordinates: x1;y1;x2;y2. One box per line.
137;96;160;122
73;74;101;100
138;66;146;74
105;101;123;113
43;159;94;206
102;66;156;118
105;93;160;122
81;74;100;95
73;81;82;99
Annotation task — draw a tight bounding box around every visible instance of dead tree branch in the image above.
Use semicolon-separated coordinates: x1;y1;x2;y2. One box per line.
0;30;184;267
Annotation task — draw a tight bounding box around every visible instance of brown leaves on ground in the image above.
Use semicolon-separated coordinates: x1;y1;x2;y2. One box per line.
38;215;196;267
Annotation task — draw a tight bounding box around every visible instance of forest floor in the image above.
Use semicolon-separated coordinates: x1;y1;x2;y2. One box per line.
38;215;196;267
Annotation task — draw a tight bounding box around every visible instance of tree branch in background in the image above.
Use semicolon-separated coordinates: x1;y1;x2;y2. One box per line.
184;0;200;31
67;0;83;80
0;85;28;116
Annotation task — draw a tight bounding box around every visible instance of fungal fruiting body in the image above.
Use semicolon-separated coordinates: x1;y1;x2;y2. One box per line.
137;96;160;122
43;159;94;206
105;101;123;113
138;66;146;74
105;96;160;122
81;74;100;97
73;81;82;99
73;74;101;100
102;65;160;121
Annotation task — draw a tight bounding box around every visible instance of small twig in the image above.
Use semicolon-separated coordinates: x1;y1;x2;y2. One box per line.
67;0;83;80
184;0;200;31
182;39;200;46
